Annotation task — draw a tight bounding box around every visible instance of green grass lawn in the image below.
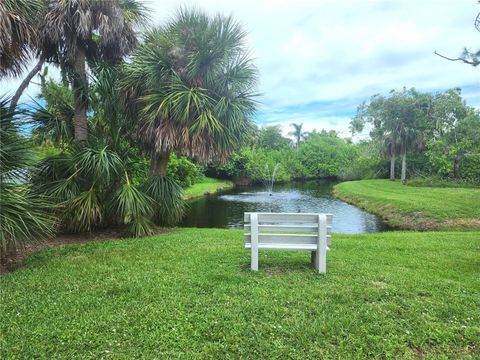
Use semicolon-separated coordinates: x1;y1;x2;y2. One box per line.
1;228;479;359
334;180;480;231
184;177;234;200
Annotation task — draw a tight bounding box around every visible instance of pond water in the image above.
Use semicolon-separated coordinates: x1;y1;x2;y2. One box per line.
180;181;389;233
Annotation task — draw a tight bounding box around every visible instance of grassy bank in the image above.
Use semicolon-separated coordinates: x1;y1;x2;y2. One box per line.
334;180;480;231
184;177;234;200
1;228;479;359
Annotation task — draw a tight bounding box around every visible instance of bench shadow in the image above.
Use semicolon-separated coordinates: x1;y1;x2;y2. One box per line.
239;257;318;277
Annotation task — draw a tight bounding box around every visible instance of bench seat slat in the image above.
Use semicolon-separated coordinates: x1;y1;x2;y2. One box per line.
244;212;333;224
244;233;331;245
244;224;332;233
245;243;317;251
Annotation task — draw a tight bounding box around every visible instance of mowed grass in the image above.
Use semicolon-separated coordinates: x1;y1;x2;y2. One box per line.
1;228;479;359
334;180;480;231
184;177;234;200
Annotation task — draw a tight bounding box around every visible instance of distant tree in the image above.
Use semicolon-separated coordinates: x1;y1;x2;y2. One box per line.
288;123;309;147
426;91;480;178
351;88;427;183
257;126;291;150
351;98;400;180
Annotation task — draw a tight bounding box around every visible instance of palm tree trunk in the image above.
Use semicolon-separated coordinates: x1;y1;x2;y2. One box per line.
389;154;396;180
401;150;407;184
9;56;45;112
150;151;171;176
72;45;88;143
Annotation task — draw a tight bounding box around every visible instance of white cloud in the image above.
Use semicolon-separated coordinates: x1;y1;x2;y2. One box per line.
1;0;478;137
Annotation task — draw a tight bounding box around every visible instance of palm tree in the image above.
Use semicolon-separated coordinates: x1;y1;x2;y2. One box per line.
32;65;158;236
8;0;147;141
0;97;53;264
0;0;45;78
288;123;308;147
122;8;258;176
385;136;398;181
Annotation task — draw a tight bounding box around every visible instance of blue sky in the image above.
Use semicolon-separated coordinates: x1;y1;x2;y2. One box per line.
1;0;479;139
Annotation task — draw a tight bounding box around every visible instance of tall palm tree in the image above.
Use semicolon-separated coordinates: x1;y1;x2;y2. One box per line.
288;123;308;147
8;0;148;141
122;8;258;176
0;0;45;77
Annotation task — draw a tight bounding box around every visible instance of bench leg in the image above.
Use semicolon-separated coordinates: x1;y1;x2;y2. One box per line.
310;251;317;268
250;213;259;271
251;247;258;271
316;214;327;273
316;248;326;273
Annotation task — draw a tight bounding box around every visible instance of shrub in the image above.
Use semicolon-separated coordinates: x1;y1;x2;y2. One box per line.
167;153;204;188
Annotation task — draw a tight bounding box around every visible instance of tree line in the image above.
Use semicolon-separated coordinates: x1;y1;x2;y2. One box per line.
212;87;479;185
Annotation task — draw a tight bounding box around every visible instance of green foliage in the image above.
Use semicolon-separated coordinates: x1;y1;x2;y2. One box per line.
0;99;53;260
219;132;373;182
219;147;291;182
256;125;291;150
460;153;480;180
338;141;384;180
296;133;356;178
112;172;154;237
144;175;185;226
32;77;74;147
33;143;187;235
167;153;204;187
426;107;480;179
1;228;479;358
407;177;480;189
352;87;480;182
352;88;429;182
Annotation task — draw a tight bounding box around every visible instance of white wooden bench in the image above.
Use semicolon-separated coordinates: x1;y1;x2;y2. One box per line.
244;212;333;273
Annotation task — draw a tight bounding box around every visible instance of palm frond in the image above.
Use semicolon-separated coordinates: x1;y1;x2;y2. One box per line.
122;8;259;165
143;175;185;226
111;172;155;236
0;96;54;260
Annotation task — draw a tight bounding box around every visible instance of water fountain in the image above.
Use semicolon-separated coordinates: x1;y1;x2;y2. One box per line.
262;164;280;195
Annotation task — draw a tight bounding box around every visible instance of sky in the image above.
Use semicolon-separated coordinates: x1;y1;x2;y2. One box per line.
1;0;479;139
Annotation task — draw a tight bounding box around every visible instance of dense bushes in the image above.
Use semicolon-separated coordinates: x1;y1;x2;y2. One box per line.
167;154;204;188
407;177;480;188
296;134;356;178
460;155;480;180
217;131;380;183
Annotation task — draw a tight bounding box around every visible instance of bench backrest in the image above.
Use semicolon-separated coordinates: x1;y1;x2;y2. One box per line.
244;212;333;247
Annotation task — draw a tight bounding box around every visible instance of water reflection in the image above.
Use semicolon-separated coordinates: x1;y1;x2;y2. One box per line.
180;181;389;234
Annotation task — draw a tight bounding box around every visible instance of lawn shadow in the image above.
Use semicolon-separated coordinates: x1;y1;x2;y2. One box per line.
239;255;319;277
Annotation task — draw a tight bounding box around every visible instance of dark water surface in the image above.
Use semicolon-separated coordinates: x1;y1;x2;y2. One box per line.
181;181;389;234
